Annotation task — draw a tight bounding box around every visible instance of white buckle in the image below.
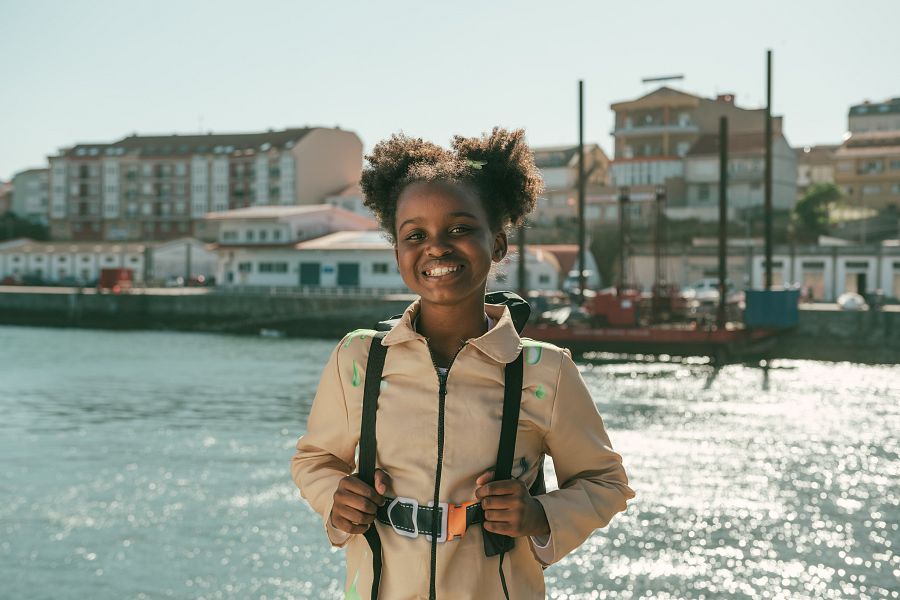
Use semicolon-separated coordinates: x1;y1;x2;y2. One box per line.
386;497;419;539
425;501;449;543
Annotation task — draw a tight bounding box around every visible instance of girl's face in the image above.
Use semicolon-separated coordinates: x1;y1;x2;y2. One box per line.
394;181;507;307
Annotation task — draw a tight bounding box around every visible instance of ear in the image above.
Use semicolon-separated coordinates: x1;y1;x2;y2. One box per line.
492;230;508;263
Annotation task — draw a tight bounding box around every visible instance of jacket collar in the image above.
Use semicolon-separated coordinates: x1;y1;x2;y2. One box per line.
381;298;523;364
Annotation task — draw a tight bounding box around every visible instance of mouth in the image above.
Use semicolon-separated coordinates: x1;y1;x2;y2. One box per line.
422;264;464;279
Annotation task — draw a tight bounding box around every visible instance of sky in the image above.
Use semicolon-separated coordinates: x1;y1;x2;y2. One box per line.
2;0;899;181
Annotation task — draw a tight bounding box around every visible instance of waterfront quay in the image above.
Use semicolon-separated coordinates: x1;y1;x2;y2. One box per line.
0;286;897;363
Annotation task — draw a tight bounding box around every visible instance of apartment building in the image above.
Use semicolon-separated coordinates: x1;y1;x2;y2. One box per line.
609;86;784;189
834;98;900;213
679;132;797;220
47;127;363;242
11;168;49;224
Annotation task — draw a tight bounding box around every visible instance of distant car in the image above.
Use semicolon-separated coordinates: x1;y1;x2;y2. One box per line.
562;269;600;293
165;276;185;287
1;275;22;285
682;278;736;302
836;292;867;311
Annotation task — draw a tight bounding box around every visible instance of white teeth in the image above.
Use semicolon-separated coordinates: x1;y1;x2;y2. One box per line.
425;265;460;277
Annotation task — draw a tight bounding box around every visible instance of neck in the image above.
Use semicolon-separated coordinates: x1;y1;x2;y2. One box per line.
417;291;487;348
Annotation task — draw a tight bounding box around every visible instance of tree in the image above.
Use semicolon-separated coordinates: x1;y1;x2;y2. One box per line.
0;212;50;241
792;183;842;242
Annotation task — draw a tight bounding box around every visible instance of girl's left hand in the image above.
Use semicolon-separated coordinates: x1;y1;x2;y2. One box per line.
474;470;550;537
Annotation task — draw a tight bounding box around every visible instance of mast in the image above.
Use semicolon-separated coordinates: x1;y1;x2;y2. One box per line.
577;79;587;303
718;116;729;329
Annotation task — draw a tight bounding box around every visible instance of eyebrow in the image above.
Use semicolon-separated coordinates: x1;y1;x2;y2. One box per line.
398;211;480;231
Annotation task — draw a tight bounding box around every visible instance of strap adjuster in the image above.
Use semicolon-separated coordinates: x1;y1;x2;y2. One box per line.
425;501;449;542
446;500;477;541
386;496;418;539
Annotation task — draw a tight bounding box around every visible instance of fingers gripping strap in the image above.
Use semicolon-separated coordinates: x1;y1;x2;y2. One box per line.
359;332;388;599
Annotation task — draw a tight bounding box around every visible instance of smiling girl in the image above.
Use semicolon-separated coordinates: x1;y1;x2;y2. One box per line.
291;128;634;599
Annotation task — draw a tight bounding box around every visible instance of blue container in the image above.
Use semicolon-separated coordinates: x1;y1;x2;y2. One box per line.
744;289;800;328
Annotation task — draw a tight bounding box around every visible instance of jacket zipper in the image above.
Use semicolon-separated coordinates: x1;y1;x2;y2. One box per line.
425;341;463;600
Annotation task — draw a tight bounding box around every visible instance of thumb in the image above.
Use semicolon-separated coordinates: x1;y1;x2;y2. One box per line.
475;469;495;487
374;468;392;496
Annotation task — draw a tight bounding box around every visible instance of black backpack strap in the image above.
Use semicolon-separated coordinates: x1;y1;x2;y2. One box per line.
482;350;524;600
359;331;388;600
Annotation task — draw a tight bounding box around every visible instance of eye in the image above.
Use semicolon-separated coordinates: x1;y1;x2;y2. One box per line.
404;230;425;241
449;225;473;235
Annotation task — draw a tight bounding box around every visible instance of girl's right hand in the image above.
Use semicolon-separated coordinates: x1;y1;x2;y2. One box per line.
329;469;392;534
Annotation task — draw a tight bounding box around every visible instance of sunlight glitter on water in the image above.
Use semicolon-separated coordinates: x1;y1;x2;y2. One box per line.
1;327;897;599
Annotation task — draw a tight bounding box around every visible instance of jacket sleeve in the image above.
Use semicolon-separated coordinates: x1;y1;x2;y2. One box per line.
290;338;359;547
531;349;635;565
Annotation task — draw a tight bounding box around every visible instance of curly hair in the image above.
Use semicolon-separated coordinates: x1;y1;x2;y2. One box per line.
360;127;543;242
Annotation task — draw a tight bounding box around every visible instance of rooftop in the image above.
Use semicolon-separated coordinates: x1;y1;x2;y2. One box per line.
57;127;345;158
204;204;377;228
294;230;392;250
849;97;900;116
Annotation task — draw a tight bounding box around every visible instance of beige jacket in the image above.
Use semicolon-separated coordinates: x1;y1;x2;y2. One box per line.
291;300;634;599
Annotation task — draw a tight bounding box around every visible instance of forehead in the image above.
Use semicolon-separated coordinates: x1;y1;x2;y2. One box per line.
395;181;488;226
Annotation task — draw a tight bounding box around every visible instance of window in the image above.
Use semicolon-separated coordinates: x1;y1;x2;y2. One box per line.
891;160;900;170
259;230;268;241
246;230;255;242
891;183;900;194
238;262;252;273
698;184;710;201
175;163;187;176
258;262;288;273
272;229;282;241
863;184;882;196
372;262;389;274
538;274;551;284
222;231;238;242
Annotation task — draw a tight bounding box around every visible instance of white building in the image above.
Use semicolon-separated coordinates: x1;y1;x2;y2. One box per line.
324;184;371;218
206;204;378;247
678;132;798;220
628;240;900;301
0;237;216;284
216;228;567;293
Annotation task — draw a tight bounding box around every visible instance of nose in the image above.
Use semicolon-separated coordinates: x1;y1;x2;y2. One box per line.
425;234;453;257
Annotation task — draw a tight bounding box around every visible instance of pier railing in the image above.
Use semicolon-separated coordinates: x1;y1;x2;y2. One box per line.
212;285;413;298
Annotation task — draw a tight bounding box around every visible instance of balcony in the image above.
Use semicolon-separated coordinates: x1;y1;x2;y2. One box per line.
612;123;698;137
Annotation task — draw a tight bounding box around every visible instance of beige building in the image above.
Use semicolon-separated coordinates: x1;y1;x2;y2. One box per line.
47;127;363;242
609;86;784;190
530;144;609;225
796;145;838;197
834;132;900;214
834;97;900;214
